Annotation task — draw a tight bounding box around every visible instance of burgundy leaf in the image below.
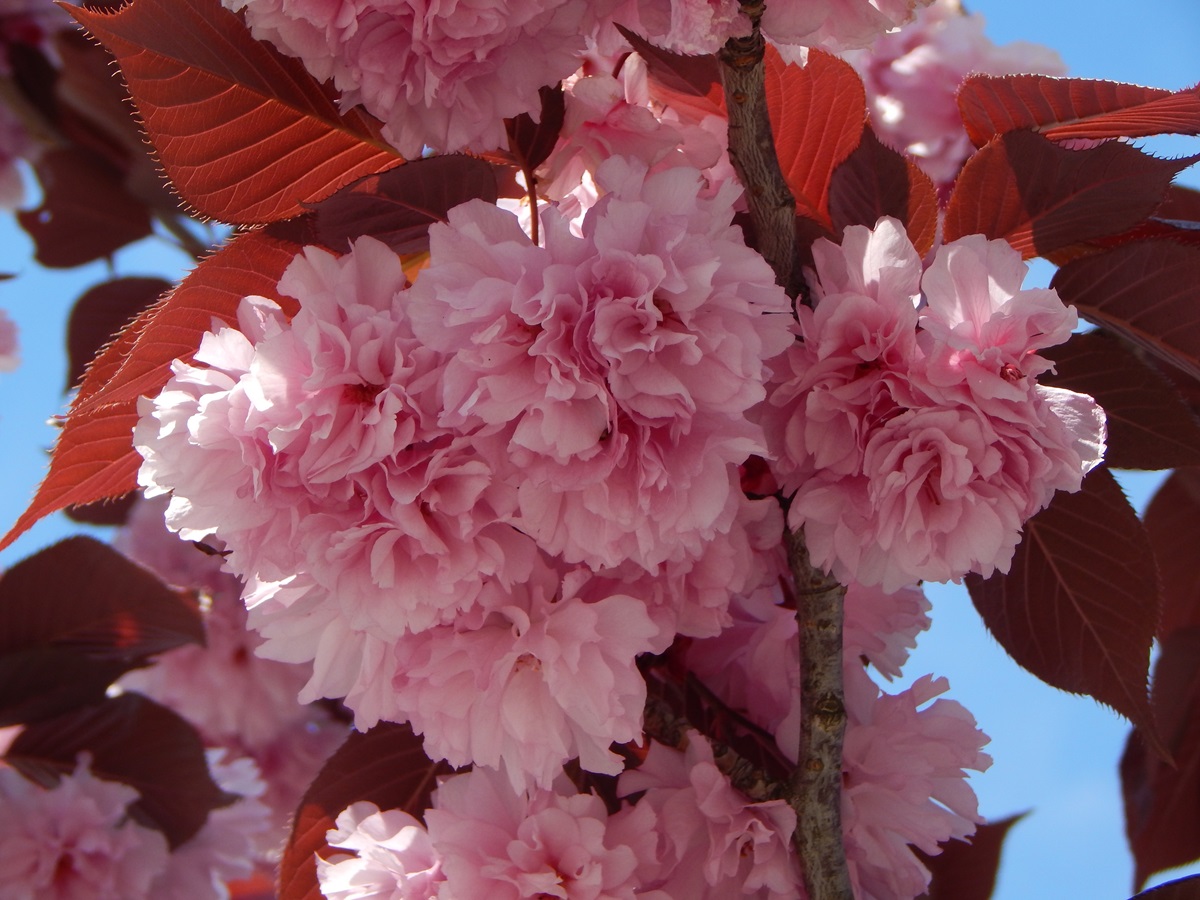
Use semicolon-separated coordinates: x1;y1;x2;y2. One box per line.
1042;331;1200;470
306;155;499;255
6;693;231;848
943;131;1196;258
71;0;403;224
616;25;723;118
917;813;1026;900
506;85;566;174
1052;241;1200;384
1122;629;1200;889
66;277;171;392
17;147;152;268
766;48;866;230
959;74;1200;147
966;468;1162;750
0;536;202;660
1144;469;1200;639
828;126;938;257
278;723;452;900
64;492;139;527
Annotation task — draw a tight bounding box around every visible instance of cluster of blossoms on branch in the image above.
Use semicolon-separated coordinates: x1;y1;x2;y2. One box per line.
122;0;1103;887
0;0;1139;895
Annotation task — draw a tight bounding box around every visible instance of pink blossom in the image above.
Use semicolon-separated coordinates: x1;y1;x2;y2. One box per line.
843;581;930;680
391;564;659;791
408;157;791;570
136;237;542;726
607;0;745;55
227;0;618;156
765;217;1105;589
844;0;1065;186
763;0;931;55
841;666;991;900
0;757;170;900
426;767;644;900
617;734;801;899
317;801;444;900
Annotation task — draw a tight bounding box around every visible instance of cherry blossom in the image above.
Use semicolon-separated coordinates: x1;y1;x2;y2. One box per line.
0;756;170;900
426;767;646;900
318;802;444;900
844;0;1065;186
408;156;792;570
766;216;1105;590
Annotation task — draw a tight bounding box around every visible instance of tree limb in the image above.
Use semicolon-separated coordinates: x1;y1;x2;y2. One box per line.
719;5;854;896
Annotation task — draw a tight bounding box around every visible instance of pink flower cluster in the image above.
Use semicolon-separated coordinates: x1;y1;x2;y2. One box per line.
764;216;1105;591
843;0;1066;187
0;753;269;900
135;155;789;792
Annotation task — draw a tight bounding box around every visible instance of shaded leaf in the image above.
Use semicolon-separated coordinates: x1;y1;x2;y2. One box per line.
0;536;202;725
71;0;403;224
616;25;723;119
966;467;1161;747
1052;241;1200;384
765;48;866;230
828;126;938;257
1144;469;1200;639
279;722;452;900
66;277;171;391
0;230;301;552
6;693;230;848
17;147;152;267
959;75;1200;147
1042;331;1200;470
305;156;499;255
1123;629;1200;889
943;131;1195;257
1129;874;1200;899
65;491;139;527
506;85;566;174
917;813;1026;900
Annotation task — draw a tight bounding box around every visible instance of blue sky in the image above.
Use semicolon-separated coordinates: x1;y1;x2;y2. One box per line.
1;2;1198;898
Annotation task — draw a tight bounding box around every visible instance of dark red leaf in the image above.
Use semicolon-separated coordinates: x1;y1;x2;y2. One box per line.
943;131;1195;258
1042;331;1200;470
966;467;1162;749
1144;470;1200;639
17;147;153;267
0;230;301;552
765;48;866;230
1122;629;1200;889
506;85;566;174
65;491;139;527
1052;241;1200;384
306;156;500;255
0;536;202;659
0;536;202;723
70;0;404;224
828;126;938;257
616;25;723;119
917;813;1026;900
279;723;452;900
6;693;230;848
958;75;1200;147
66;277;171;391
1128;874;1200;899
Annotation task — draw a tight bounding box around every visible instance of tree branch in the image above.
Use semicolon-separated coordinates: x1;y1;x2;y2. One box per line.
786;527;853;900
718;6;854;896
718;3;802;300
